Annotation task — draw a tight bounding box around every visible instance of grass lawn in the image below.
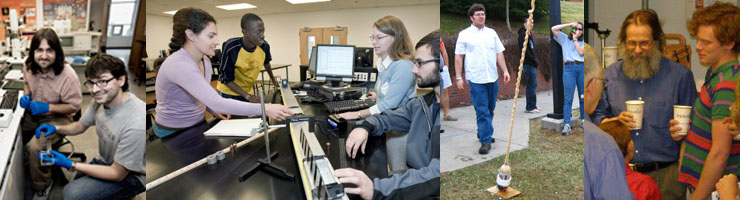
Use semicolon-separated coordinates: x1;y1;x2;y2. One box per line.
561;1;585;25
440;110;584;199
441;1;583;36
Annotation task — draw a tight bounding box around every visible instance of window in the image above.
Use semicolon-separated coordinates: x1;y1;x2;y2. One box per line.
108;0;136;37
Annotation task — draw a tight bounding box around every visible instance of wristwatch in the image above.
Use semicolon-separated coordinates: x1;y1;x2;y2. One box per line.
357;111;362;119
70;162;77;171
456;77;463;81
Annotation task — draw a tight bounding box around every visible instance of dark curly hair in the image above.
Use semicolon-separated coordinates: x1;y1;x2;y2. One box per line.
85;54;129;92
169;8;216;52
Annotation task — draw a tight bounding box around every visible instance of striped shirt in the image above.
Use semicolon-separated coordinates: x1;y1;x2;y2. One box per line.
678;60;740;189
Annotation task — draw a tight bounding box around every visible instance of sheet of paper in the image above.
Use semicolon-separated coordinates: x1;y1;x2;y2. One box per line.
5;69;23;80
204;118;262;137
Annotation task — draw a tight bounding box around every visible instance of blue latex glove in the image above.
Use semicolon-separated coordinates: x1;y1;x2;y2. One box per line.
29;101;50;115
38;150;72;169
19;94;30;108
35;123;57;139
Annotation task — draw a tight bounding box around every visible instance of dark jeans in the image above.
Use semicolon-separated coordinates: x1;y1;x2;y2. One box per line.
63;158;145;200
523;64;538;111
468;81;499;144
218;91;249;102
563;63;584;124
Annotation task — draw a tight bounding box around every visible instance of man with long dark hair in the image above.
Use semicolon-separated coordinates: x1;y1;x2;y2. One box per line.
21;28;82;199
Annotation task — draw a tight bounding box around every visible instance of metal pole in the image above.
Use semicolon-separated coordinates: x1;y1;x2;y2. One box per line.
260;90;271;164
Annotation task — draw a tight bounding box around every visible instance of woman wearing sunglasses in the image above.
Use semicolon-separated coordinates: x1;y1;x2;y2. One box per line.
551;21;585;135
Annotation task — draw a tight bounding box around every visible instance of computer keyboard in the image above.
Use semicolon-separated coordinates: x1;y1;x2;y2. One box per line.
1;91;18;111
324;99;375;113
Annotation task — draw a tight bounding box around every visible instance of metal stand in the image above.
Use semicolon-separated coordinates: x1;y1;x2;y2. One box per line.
586;22;612;69
239;90;295;182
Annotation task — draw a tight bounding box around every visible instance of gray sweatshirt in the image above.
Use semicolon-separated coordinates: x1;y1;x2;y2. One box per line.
355;92;440;199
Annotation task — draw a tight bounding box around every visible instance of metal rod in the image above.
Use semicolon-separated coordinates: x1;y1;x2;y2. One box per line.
260;89;272;164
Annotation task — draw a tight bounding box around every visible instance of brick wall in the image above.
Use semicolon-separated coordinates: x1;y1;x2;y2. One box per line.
443;32;554;108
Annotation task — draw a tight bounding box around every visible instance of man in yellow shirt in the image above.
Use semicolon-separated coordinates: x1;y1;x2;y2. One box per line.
217;13;278;102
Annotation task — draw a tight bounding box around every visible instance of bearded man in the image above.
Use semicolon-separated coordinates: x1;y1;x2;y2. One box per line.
592;9;697;199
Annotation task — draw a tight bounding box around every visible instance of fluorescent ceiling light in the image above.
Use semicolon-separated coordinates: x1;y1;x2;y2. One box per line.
163;10;177;15
216;3;257;10
286;0;331;4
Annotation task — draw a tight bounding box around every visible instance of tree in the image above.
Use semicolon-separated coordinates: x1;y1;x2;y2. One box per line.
506;0;511;31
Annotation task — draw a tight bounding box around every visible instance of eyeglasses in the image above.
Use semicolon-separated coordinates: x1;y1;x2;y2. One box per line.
369;35;390;42
625;40;653;49
84;77;115;88
414;58;440;66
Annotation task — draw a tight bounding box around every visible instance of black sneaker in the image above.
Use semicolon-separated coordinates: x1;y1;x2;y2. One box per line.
479;143;491;154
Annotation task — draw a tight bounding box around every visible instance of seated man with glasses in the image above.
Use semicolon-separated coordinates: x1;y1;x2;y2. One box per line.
36;54;146;199
591;9;697;199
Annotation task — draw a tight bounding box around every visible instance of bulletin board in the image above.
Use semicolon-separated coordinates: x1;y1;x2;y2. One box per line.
0;0;38;41
43;0;88;32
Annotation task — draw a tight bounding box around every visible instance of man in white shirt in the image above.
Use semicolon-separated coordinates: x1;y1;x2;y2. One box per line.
454;3;511;154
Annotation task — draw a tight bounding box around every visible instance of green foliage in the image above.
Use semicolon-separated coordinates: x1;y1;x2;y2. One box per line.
440;0;549;24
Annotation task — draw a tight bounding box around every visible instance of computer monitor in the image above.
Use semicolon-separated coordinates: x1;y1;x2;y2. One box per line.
308;46;318;74
315;45;354;87
59;36;74;48
354;47;373;68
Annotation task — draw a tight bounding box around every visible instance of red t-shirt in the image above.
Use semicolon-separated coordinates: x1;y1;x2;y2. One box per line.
626;164;661;200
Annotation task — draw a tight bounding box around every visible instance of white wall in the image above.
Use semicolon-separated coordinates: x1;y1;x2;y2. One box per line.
146;4;440;82
590;0;739;89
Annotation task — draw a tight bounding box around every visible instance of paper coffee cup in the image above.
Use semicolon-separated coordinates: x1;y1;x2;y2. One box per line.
673;105;692;135
626;100;645;130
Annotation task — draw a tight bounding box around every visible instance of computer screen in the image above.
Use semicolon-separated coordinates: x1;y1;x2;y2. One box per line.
308;46;318;74
59;36;73;47
315;45;354;82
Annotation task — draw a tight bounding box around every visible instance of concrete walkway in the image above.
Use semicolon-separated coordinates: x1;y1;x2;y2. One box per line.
441;89;581;172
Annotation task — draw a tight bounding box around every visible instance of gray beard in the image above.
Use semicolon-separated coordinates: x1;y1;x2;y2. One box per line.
619;45;662;80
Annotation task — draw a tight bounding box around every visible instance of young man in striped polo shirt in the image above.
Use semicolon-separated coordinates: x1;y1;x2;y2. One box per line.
674;3;740;199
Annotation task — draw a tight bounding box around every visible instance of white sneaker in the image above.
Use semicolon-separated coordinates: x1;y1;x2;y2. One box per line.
561;124;571;136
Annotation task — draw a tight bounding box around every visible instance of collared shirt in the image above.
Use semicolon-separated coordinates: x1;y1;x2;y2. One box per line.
593;58;697;163
369;58;416;115
553;31;584;62
679;60;740;189
22;63;82;114
454;24;505;84
376;55;392;73
584;121;633;200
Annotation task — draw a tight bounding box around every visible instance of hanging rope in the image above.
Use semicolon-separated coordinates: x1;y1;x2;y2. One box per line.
503;0;536;165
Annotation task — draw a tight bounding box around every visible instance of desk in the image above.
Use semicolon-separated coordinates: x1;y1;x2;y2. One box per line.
145;102;388;199
0;90;27;200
